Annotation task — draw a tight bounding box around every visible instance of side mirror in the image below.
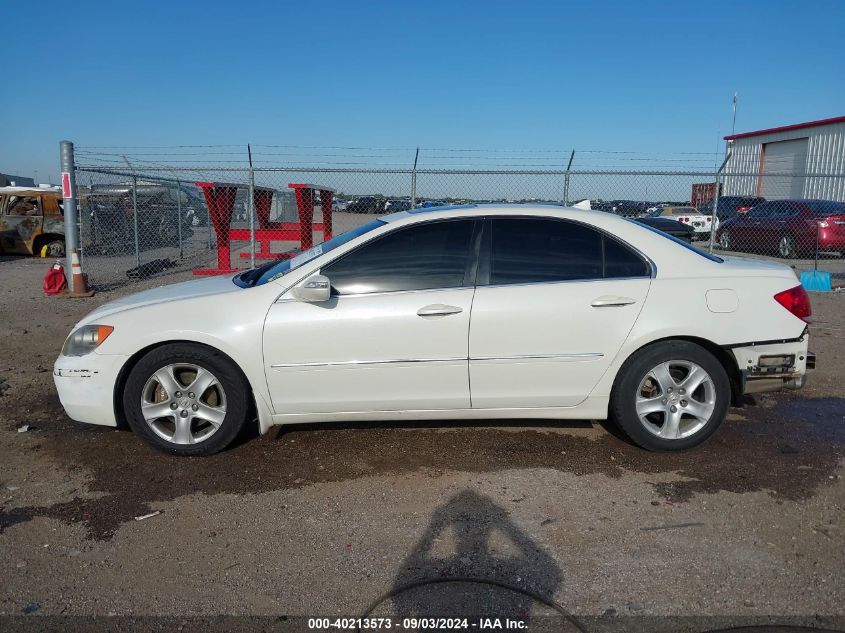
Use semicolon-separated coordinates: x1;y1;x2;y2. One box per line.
292;274;331;303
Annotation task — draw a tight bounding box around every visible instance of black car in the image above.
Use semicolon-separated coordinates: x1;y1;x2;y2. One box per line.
698;196;765;221
611;200;651;217
346;196;385;214
634;216;695;243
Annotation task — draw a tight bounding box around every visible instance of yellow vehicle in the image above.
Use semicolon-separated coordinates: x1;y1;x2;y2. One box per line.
0;186;65;256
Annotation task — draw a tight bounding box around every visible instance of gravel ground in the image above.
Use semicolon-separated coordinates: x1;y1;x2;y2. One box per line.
0;254;843;632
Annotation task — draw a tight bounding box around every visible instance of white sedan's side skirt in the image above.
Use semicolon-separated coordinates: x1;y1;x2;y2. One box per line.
265;395;611;429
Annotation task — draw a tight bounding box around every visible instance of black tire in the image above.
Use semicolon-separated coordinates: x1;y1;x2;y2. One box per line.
778;233;797;259
46;240;65;257
609;340;730;451
122;343;251;456
718;230;731;251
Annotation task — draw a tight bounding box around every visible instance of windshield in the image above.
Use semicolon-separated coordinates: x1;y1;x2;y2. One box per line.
233;219;386;288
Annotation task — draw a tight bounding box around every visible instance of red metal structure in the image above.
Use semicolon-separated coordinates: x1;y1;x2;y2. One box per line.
192;182;335;276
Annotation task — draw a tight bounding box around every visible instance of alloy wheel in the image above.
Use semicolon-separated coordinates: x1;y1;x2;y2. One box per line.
140;363;227;445
778;234;796;259
635;360;716;440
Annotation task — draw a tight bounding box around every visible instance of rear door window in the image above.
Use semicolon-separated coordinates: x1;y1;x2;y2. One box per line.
487;217;649;285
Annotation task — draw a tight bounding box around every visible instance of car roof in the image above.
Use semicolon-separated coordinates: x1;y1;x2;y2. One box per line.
383;203;647;228
0;186;62;196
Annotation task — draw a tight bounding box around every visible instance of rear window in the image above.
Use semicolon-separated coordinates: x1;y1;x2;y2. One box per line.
803;200;845;217
627;218;723;263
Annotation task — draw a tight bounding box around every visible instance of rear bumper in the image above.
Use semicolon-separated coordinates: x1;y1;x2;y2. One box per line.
731;338;813;395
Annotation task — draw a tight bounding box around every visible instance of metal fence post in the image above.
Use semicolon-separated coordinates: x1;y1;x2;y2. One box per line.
176;180;183;259
132;176;140;268
708;151;732;252
59;141;80;284
410;147;419;208
563;150;575;206
247;144;255;269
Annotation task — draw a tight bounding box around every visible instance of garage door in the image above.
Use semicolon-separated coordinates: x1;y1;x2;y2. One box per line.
760;138;808;199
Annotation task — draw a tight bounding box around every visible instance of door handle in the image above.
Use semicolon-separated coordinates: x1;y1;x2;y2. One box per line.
417;304;463;317
591;295;637;308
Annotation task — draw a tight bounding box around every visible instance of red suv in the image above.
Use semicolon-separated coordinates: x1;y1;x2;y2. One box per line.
716;199;845;259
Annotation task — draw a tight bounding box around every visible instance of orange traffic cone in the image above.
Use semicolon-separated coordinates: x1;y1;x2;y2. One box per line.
67;248;95;298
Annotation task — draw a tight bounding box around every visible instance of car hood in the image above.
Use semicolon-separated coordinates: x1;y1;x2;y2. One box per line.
78;274;241;325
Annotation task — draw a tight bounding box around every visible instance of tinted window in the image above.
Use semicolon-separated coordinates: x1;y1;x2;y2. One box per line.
604;236;651;278
243;219;386;287
770;201;797;217
489;218;648;285
746;203;773;218
323;219;475;295
803;200;845;217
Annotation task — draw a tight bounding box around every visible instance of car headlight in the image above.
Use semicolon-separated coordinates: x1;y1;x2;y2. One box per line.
62;325;114;357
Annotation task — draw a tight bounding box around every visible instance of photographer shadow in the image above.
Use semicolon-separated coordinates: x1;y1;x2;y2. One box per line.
383;490;569;629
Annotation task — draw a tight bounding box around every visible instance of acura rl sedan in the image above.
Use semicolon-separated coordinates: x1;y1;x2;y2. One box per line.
54;205;814;455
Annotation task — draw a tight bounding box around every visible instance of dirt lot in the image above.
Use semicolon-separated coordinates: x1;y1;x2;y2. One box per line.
0;254;843;631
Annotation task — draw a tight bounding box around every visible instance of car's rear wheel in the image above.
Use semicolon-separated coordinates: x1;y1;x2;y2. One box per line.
610;341;730;451
778;233;797;259
718;230;731;251
123;343;250;456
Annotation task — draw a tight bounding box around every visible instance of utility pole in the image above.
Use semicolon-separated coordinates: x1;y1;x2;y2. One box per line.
731;93;738;136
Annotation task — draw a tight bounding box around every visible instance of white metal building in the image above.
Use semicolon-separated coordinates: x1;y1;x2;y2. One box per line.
722;115;845;201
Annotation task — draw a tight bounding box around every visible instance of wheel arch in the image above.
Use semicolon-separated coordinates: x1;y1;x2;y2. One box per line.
32;232;65;256
610;335;743;406
112;339;267;432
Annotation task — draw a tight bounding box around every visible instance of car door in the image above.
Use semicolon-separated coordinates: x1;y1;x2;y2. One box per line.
762;201;796;256
262;218;480;415
469;217;651;409
735;202;770;251
1;195;43;254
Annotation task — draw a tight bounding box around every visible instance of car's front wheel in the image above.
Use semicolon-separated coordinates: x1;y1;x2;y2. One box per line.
610;341;730;451
123;343;250;455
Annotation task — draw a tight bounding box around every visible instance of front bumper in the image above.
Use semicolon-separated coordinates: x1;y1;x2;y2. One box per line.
53;353;129;427
730;338;814;396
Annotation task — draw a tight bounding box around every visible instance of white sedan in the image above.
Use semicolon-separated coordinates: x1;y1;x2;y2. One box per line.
54;205;814;455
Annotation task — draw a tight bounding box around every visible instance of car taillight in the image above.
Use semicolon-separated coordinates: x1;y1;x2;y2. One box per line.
679;217;687;223
705;217;711;222
737;206;751;212
774;285;812;322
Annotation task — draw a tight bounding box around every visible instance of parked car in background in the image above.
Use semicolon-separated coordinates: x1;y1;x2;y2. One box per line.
609;200;650;217
346;196;385;214
698;196;766;221
634;216;695;242
384;199;412;212
79;184;194;255
716;199;845;258
55;204;813;456
650;206;716;240
332;199;349;212
0;186;65;256
417;200;449;208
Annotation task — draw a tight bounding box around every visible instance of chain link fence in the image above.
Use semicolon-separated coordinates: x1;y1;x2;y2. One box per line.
72;159;845;291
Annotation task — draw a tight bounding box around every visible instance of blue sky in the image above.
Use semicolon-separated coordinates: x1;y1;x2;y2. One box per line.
1;0;843;182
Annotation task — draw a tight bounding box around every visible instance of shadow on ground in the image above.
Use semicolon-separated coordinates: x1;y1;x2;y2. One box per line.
1;394;843;540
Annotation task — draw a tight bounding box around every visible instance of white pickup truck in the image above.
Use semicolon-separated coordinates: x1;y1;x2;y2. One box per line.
649;205;717;240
